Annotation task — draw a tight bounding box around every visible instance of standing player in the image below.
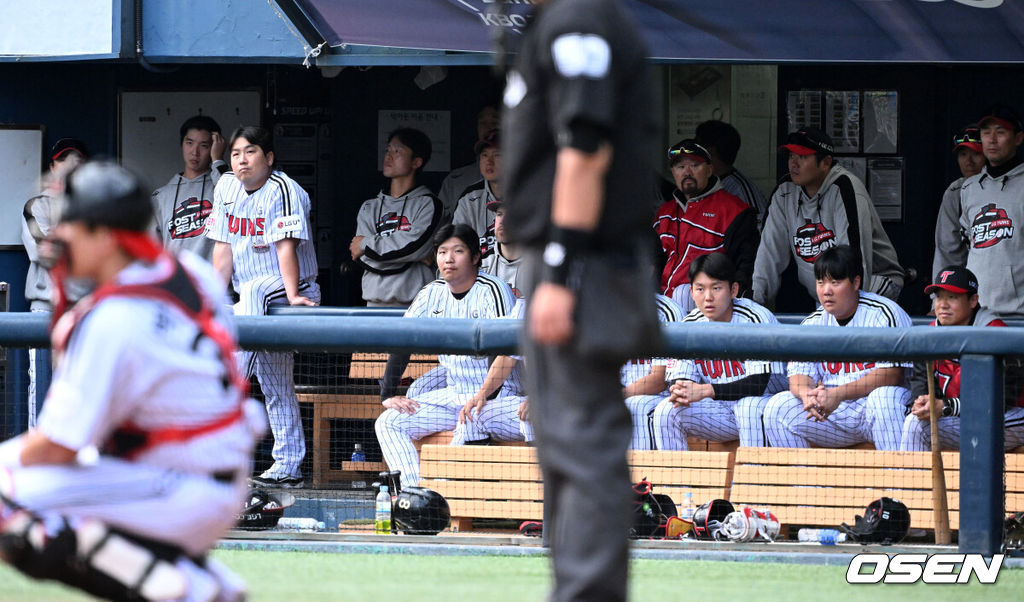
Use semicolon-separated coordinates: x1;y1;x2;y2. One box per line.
206;125;319;488
932;125;984;279
152;115;227;260
958;104;1024;319
901;266;1024;451
764;245;912;450
453;128;501;256
374;224;515;488
0;162;262;601
21;137;88;427
623;294;685;450
480;198;523;296
652;253;786;450
502;0;659;599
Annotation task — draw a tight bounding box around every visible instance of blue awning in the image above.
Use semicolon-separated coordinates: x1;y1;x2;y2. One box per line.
292;0;1024;64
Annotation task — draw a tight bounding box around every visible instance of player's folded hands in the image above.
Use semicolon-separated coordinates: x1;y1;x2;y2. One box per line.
383;396;420;414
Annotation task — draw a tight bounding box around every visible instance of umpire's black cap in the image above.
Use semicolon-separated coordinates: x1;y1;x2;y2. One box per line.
60;161;153;232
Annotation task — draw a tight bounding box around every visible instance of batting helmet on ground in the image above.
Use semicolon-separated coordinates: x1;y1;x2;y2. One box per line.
235;489;296;530
691;499;735;540
392;487;450;535
60;161;152;231
839;497;910;544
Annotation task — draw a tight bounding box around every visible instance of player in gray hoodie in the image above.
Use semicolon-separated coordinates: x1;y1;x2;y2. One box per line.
151;115;227;260
352;128;443;306
754;128;904;310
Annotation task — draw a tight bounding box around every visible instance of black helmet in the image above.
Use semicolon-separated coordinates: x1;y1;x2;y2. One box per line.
235;489;296;531
691;499;735;540
392;487;450;535
60;161;152;231
840;497;911;544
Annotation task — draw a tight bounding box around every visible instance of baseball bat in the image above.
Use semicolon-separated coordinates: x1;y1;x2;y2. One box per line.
927;360;952;545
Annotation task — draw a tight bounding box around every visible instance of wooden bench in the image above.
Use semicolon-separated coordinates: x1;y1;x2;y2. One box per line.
298;353;439;487
729;448;989;533
418;444;736;532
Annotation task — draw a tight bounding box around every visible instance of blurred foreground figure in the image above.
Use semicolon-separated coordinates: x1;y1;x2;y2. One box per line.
0;161;264;601
502;0;658;599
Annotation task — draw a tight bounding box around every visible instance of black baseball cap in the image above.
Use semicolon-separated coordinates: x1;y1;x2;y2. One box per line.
51;138;89;162
780;128;834;156
486;198;504;212
667;139;711;164
925;266;979;296
979;103;1023;132
953;125;982;154
474;129;500;155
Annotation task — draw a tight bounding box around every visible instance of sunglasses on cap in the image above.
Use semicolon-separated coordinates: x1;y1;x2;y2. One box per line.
954;131;981;146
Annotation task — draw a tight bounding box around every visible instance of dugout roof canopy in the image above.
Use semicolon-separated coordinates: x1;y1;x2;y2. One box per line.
284;0;1024;66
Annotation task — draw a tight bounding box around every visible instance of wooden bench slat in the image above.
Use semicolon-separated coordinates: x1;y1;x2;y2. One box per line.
422;480;543;501
731;465;961;489
341;461;388;473
629;467;732;487
420;460;542;481
628;450;734;469
420;444;537;463
734;447;960;469
349;353;439;380
730;484;959;511
447;500;544;521
655;486;730;502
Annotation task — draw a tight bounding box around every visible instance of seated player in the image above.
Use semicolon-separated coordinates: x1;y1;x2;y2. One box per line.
652;253;786;450
901;266;1024;451
623;294;686;450
764;245;913;450
374;224;515;488
453;128;501;256
455;299;531;445
0;162;263;601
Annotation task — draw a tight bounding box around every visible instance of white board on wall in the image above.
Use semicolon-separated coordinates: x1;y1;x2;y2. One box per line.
0;125;44;248
119;90;261;192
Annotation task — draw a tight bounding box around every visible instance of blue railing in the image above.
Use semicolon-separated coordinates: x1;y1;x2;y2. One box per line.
0;310;1018;555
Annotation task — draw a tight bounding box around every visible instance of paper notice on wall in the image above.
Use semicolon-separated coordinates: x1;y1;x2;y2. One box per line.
786;90;822;133
378;110;451;172
825;91;860;153
863;91;899;154
868;157;903;222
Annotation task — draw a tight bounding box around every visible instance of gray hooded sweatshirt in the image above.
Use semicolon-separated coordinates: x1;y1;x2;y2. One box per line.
152;168;221;260
355;184;443;305
754;164;904;308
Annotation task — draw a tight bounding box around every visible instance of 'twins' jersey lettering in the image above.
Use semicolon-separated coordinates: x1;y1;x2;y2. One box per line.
695;360;746;380
823;361;876;375
970;203;1014;248
226;215;265;236
793;220;836;262
377;212;412;236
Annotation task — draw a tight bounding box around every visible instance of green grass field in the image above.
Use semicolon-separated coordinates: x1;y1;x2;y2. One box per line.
0;550;1020;601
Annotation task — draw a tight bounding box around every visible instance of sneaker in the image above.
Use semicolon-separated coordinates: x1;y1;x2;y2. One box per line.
247;475;304;489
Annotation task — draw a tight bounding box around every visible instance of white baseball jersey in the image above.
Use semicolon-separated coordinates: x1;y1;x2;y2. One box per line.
787;291;912;386
205;170;317;290
41;252;259;475
405;271;515;395
667;297;787;393
620;294;684;386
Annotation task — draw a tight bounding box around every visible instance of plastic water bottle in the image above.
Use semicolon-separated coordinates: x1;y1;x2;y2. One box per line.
351;443;367;463
277;517;325;531
680;491;696;522
375;484;392;534
797;528;847;544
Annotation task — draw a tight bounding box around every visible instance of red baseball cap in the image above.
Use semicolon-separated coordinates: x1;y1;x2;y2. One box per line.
978;103;1023;132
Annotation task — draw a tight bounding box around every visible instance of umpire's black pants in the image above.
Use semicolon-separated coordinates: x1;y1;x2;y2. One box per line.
521;248;647;602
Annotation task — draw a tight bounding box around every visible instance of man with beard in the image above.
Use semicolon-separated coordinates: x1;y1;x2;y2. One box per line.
652;139;758;312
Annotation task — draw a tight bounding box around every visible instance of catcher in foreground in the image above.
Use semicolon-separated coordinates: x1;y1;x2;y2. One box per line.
0;161;265;601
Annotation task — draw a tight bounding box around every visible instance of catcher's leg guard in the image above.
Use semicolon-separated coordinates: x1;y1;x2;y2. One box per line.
0;511;188;601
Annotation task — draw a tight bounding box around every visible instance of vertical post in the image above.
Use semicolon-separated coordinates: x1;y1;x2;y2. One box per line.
958;354;1004;555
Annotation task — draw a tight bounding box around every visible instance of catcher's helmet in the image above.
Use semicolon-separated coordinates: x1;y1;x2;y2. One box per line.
840;497;910;544
235;489;296;531
691;499;735;540
60;161;152;231
392;487;450;535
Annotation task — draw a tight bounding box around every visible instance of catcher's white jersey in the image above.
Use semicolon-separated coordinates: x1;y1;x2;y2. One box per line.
205;170;317;289
620;294;684;386
668;297;786;392
405;271;515;395
787;291;912;387
38;252;259;475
